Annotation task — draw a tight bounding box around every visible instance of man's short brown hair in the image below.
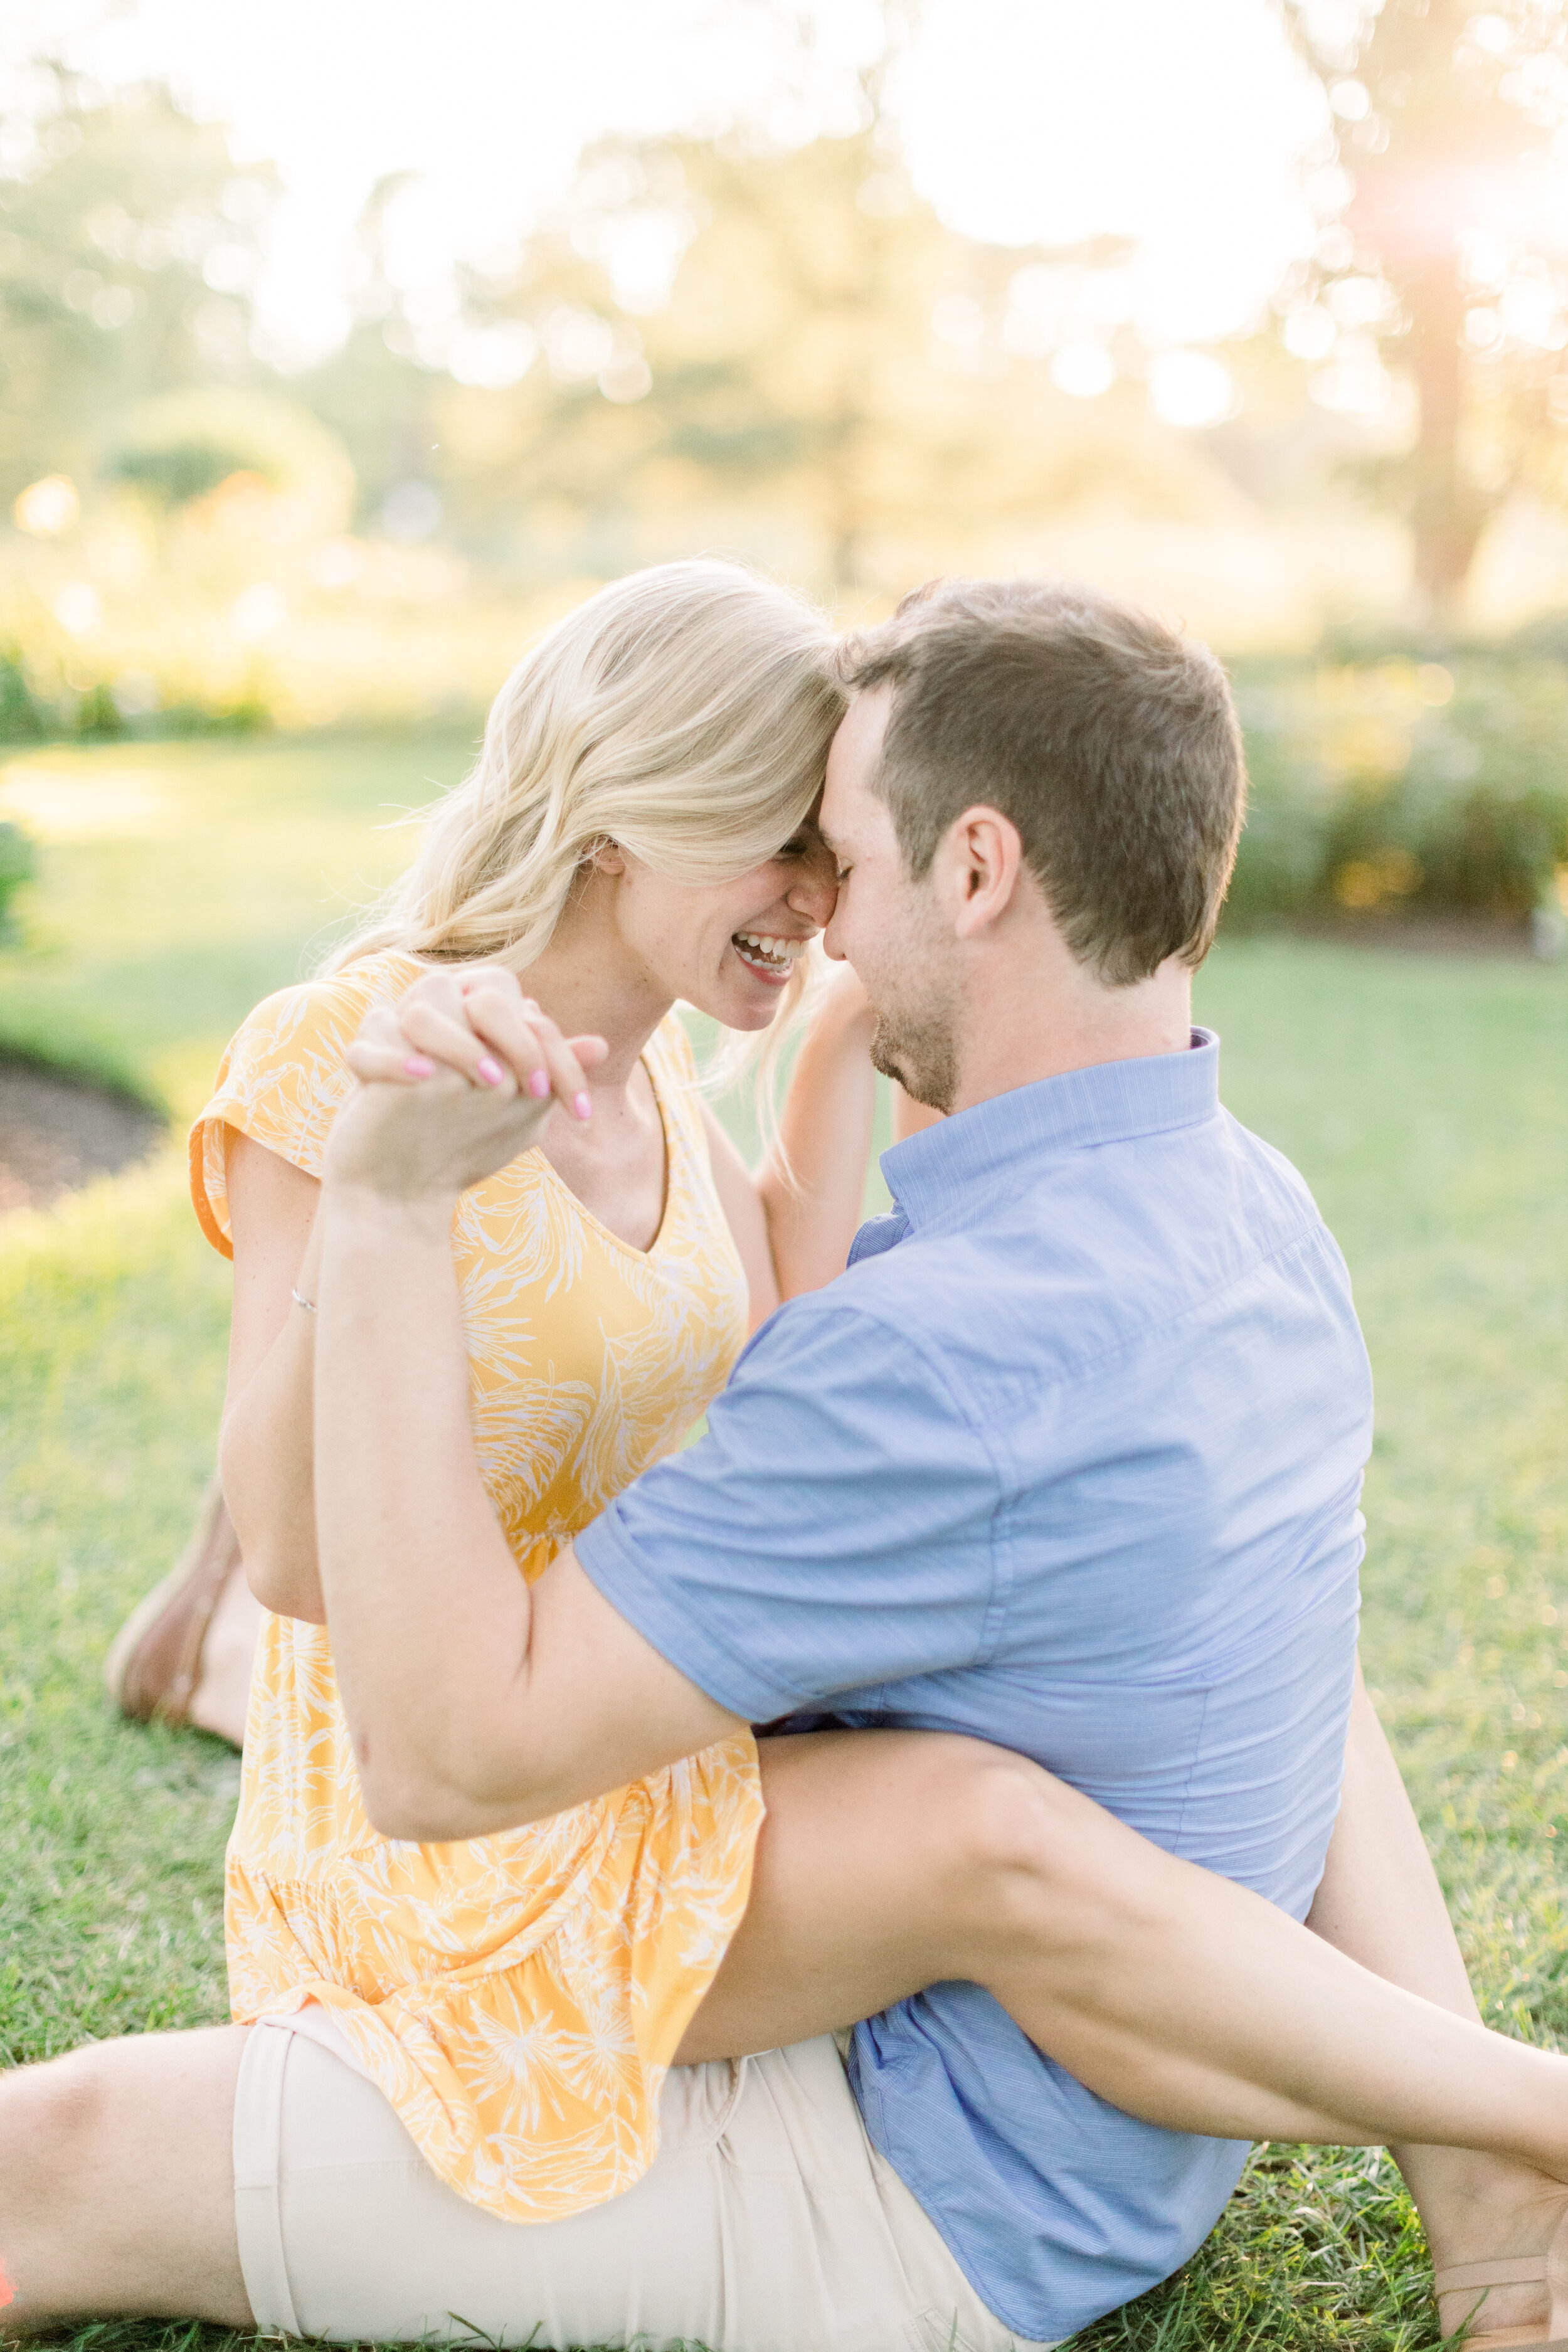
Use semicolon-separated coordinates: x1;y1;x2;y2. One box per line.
840;578;1246;986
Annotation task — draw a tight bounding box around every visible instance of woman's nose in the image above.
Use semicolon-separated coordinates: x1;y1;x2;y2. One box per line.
787;843;839;928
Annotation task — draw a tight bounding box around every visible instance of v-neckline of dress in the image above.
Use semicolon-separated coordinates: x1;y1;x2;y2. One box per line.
529;1044;674;1263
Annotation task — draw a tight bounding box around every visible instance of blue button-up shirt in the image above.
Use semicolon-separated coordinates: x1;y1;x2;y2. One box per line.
576;1030;1371;2343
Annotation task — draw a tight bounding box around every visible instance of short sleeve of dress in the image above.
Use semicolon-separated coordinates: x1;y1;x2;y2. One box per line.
188;955;413;1258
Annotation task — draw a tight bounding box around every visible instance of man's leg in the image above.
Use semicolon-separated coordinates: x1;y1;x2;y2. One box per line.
0;2025;252;2332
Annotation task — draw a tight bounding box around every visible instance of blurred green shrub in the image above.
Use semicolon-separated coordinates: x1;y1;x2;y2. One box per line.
1229;654;1568;929
0;653;46;744
0;820;38;942
74;681;125;739
108;388;355;527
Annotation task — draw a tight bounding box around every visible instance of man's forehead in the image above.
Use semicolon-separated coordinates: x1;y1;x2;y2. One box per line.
823;686;893;837
834;681;893;755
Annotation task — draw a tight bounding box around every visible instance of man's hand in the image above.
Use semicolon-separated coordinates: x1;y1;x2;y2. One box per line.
324;966;608;1205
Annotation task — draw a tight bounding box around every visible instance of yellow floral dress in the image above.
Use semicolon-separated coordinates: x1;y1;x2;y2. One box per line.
190;948;763;2222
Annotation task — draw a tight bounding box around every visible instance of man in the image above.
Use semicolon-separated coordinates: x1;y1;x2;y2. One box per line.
316;574;1369;2341
9;580;1565;2349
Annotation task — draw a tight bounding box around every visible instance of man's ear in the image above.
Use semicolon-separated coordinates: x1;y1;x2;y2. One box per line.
935;805;1025;940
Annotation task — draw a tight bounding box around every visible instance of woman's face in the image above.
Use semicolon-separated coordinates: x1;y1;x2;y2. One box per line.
607;819;840;1031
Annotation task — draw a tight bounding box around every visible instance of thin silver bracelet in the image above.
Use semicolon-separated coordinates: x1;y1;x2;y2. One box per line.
290;1286;317;1315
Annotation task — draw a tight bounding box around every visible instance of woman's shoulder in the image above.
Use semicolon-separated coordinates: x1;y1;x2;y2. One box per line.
230;950;425;1070
189;949;423;1253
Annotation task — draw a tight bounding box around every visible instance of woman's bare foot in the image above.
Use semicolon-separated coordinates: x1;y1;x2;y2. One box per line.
103;1480;260;1748
1414;2151;1568;2346
186;1564;265;1745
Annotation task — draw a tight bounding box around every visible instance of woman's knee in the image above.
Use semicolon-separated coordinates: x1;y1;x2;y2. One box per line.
935;1742;1152;1965
0;2047;115;2213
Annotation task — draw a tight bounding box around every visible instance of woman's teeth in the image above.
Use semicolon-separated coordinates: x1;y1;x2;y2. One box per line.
733;931;799;976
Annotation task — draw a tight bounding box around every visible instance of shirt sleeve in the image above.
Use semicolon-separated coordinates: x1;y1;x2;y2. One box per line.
573;1291;1004;1721
187;968;388;1258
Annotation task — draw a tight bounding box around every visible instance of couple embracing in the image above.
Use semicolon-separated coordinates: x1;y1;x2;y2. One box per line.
5;565;1568;2351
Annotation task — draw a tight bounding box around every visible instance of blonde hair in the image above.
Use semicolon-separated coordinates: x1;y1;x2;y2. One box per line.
338;564;841;960
331;562;843;1084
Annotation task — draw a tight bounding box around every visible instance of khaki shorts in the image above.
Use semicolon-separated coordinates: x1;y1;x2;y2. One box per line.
233;2013;1056;2351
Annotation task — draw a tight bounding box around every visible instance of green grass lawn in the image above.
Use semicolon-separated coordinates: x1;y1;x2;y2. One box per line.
1;736;1565;2351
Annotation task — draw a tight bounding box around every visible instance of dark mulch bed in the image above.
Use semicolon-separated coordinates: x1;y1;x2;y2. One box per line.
0;1057;165;1213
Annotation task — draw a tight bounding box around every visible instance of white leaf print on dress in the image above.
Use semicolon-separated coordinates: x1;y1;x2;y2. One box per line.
193;957;763;2222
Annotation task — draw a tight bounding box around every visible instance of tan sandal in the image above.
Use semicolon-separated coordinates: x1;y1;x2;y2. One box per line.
103;1471;242;1726
1435;2205;1568;2350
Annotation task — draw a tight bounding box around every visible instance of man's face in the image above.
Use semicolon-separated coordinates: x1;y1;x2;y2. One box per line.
820;687;961;1113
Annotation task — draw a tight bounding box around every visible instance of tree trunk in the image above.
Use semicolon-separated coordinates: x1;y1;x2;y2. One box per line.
1401;254;1490;636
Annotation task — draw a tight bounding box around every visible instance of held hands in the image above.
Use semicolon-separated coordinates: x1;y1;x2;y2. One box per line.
323;966;609;1207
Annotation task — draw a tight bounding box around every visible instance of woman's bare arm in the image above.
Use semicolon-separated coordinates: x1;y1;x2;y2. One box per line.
699;1108;783;1332
892;1086;943;1142
218;1132;328;1623
750;965;880;1298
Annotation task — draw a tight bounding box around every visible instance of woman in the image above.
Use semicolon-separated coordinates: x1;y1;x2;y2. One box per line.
194;560;875;2223
8;561;1565;2345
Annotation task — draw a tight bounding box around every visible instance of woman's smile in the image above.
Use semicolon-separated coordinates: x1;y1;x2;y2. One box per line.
730;927;812;984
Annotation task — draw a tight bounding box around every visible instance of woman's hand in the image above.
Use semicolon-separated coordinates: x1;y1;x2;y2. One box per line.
326;967;608;1206
811;955;877;1035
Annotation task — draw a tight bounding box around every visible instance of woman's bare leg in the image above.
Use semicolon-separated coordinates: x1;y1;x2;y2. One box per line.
0;2025;252;2333
1306;1668;1564;2339
679;1725;1568;2333
680;1726;1567;2154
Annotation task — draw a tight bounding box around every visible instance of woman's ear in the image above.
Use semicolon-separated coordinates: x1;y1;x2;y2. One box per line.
587;839;627;876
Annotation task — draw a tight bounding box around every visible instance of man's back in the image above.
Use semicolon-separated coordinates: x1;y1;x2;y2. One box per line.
578;1031;1371;2341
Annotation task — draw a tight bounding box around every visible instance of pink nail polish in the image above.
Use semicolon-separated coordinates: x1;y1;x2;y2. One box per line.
573;1091;593;1121
404;1054;435;1077
477;1054;505;1085
529;1068;551;1098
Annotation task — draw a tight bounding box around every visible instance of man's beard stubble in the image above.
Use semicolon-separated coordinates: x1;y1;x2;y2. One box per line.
871;1010;958;1116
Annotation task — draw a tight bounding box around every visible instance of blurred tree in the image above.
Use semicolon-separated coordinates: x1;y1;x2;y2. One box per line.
426;120;1236;596
0;65;272;505
1285;0;1568;632
300;171;450;537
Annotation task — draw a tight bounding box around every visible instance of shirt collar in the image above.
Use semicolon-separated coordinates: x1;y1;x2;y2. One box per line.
879;1028;1220;1232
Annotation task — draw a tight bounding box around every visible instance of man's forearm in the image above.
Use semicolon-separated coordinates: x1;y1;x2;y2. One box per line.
312;1181;536;1836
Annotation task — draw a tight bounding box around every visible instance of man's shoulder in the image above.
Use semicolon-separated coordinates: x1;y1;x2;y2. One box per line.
818;1106;1349;1394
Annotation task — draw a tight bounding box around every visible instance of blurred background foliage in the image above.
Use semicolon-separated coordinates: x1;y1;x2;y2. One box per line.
1;1;1567;936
